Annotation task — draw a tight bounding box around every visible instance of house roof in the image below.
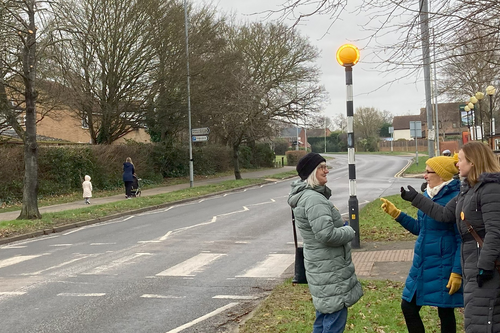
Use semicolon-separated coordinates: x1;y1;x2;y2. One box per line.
307;128;330;137
280;127;300;138
393;115;421;130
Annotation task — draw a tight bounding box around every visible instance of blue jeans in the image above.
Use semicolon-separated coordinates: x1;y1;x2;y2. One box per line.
313;307;348;333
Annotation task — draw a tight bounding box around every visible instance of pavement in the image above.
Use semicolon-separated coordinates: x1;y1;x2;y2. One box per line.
0;165;417;282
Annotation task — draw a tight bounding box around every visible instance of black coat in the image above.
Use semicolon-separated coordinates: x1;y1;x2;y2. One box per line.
411;173;500;333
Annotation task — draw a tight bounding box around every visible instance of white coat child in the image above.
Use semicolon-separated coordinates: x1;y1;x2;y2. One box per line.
82;175;93;204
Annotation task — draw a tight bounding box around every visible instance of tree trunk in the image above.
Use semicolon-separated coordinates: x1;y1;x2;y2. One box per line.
232;144;242;180
18;1;41;220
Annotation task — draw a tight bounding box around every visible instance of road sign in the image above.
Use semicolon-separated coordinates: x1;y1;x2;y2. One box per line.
192;127;210;135
192;135;208;142
409;121;422;138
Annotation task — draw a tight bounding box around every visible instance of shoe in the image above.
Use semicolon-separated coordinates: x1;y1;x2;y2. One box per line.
87;201;90;204
127;197;131;199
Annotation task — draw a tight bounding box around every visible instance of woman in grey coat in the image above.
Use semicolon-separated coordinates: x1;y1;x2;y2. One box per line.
288;152;363;333
401;141;500;333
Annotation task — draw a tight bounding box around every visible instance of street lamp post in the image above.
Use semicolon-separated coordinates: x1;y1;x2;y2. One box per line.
487;86;496;139
476;92;485;142
468;100;476;140
336;44;360;249
464;105;471;141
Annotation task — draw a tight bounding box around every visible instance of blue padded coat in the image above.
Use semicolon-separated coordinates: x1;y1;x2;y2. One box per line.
396;178;463;308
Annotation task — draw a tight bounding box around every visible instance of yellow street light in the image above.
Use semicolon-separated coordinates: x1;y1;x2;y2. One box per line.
470;96;478;104
336;44;360;67
468;102;474;109
476;92;485;100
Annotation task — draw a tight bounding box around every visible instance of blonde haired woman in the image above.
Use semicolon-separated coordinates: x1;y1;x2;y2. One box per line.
401;141;500;332
123;157;135;199
288;152;363;333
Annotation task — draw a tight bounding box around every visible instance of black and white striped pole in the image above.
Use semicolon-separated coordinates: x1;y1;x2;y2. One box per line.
336;44;361;249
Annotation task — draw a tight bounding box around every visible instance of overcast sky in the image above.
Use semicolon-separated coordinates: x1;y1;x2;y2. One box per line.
210;0;427;123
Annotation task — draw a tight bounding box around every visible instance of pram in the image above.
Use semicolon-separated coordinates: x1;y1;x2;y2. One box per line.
130;176;142;197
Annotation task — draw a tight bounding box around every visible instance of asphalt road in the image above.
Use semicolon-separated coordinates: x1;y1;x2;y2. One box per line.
0;154;424;333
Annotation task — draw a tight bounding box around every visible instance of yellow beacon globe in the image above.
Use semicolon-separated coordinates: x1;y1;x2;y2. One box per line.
336;44;360;67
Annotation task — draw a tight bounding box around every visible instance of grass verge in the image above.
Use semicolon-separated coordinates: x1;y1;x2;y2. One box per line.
240;279;465;333
360;194;418;242
0;178;265;238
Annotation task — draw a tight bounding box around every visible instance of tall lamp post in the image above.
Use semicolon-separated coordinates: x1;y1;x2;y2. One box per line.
464;105;471;141
336;44;361;249
476;92;485;142
469;100;476;140
487;86;496;141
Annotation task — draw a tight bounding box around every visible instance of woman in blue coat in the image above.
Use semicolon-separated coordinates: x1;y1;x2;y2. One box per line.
380;155;463;333
123;157;135;199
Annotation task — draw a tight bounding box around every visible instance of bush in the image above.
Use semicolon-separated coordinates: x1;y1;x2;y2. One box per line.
0;142;275;204
273;138;290;155
286;150;307;166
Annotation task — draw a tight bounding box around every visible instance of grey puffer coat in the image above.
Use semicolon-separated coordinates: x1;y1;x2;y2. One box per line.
288;179;363;314
411;172;500;333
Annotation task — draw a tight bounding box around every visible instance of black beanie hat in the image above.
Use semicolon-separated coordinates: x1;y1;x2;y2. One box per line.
296;152;326;180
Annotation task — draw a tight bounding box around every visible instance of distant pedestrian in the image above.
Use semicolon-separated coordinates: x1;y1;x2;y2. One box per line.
288;152;363;333
82;175;92;205
381;154;463;333
401;141;500;332
123;157;135;199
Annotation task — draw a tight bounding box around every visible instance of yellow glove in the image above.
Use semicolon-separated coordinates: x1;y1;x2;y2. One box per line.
446;273;462;295
380;198;401;219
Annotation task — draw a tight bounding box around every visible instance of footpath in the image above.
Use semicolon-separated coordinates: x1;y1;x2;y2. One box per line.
0;166;417;282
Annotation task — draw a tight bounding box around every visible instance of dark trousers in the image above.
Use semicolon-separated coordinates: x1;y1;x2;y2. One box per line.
124;181;133;197
401;296;456;333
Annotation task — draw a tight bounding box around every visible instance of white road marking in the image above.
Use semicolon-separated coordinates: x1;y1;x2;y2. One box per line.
82;253;152;275
4;235;58;246
90;243;116;246
159;231;172;241
57;293;106;297
0;245;26;249
141;294;185;299
217;206;249;217
246;199;276;207
50;244;73;247
173;217;217;233
0;254;46;269
0;292;26;296
213;295;258;300
22;255;91;275
236;254;294;278
156;253;226;277
165;302;239;333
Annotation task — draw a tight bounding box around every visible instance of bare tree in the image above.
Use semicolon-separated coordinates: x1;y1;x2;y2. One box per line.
50;0;158;144
211;22;326;179
0;0;56;219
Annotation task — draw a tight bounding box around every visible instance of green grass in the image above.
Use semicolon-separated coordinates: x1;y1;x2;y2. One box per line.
360;194;418;242
404;155;429;174
240;279;465;333
0;178;265;238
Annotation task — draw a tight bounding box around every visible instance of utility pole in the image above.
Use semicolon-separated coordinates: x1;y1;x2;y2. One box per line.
419;0;435;157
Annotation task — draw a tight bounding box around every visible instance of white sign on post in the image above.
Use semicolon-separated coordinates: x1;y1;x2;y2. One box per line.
192;127;210;135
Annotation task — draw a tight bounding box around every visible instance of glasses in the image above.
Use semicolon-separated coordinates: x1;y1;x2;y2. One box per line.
424;170;436;174
318;165;328;170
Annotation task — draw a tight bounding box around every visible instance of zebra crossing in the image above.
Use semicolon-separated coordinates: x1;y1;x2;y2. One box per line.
0;248;295;299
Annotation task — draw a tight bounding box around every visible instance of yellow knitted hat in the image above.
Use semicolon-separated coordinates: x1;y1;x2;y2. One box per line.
425;154;459;181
